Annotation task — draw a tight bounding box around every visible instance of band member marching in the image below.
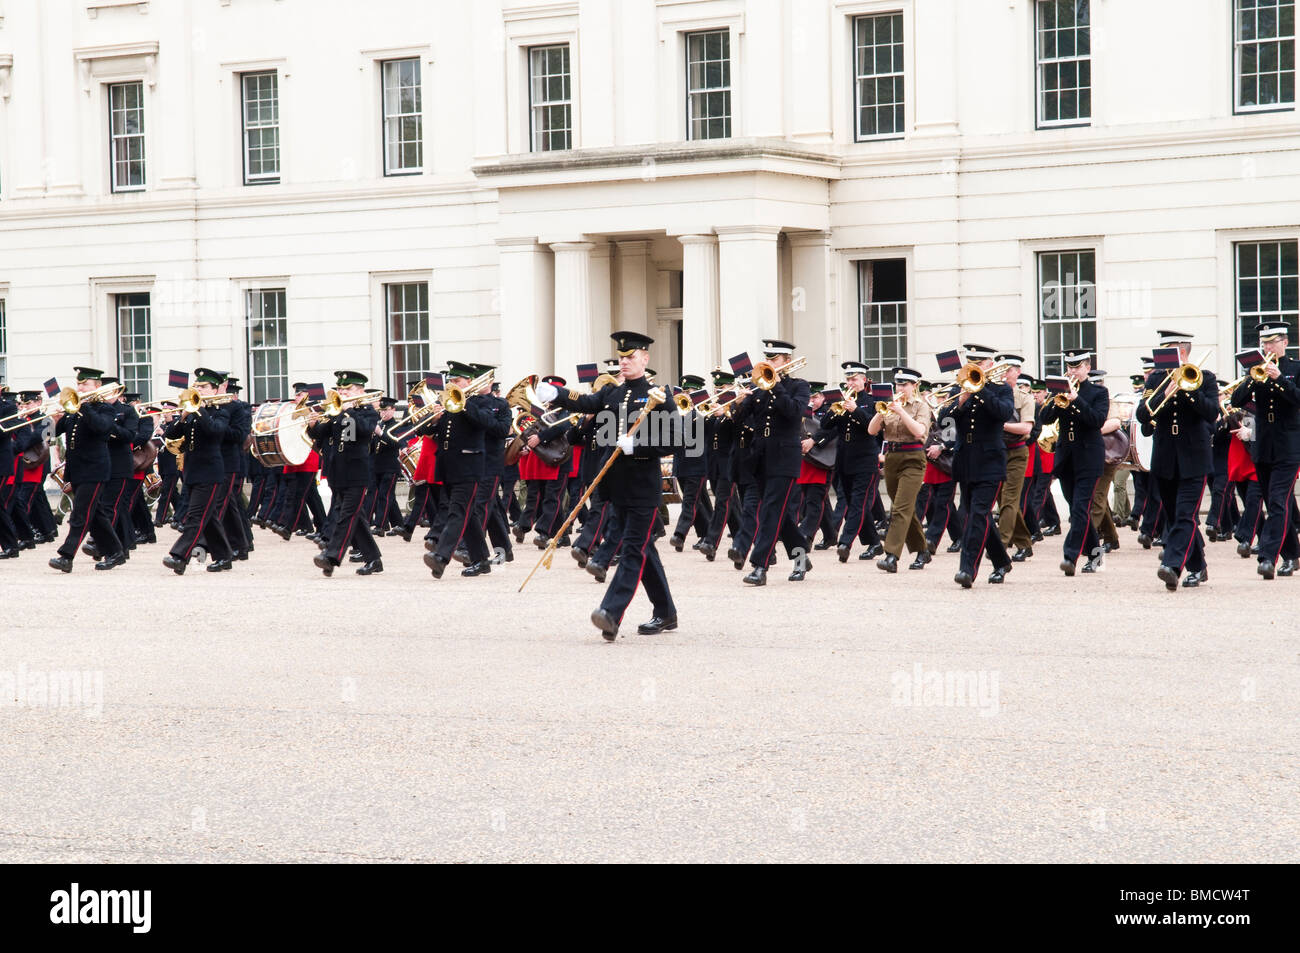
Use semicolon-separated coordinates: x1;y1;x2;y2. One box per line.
869;367;932;572
307;371;383;576
995;354;1036;561
816;360;882;565
1230;321;1300;579
1135;330;1218;591
162;368;234;574
1040;349;1109;576
734;340;812;585
537;331;678;640
946;344;1015;587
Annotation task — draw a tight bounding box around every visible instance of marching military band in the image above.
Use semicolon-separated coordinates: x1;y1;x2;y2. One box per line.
4;322;1298;638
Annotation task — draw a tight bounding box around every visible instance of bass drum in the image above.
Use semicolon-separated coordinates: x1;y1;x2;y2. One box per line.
1124;418;1152;472
250;401;313;468
661;458;682;504
399;443;422;484
1102;428;1130;466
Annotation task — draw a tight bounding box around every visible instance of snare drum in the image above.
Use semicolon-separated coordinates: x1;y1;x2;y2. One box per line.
660;458;681;504
143;471;162;504
399;443;422;483
250;401;313;468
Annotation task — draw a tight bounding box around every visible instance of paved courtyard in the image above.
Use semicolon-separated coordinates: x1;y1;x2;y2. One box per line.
1;519;1296;863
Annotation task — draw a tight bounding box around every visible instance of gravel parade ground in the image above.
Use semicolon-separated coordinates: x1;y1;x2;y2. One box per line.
1;520;1296;863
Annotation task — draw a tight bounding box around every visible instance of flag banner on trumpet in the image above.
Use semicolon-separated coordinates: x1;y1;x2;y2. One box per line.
43;378;60;398
1153;347;1181;370
935;349;963;374
168;369;190;389
425;373;445;391
306;382;327;401
714;390;738;405
1045;376;1070;393
1236;348;1266;369
690;388;710;405
871;383;894;402
728;352;754;376
820;388;843;404
576;363;599;385
530;403;547;418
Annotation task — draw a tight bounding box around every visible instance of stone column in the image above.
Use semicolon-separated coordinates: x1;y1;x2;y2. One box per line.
589;241;612;359
717;226;781;361
551;241;594;378
613;240;652;338
788;230;833;384
678;234;720;372
496;238;553;383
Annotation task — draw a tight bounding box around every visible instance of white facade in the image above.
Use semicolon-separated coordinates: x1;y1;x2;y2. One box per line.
0;0;1297;398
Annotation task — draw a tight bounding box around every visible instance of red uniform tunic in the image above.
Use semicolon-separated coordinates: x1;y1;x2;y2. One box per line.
518;447;559;481
1228;434;1257;483
412;435;438;484
796;457;829;485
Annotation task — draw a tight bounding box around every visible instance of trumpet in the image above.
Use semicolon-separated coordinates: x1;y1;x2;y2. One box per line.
1250;351;1280;382
1144;349;1211;417
875;400;896;417
1052;376;1081;409
752;356;807;391
673;392;694;415
830;385;859;416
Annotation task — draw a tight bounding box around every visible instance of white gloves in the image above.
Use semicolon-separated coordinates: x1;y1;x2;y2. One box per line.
536;382;559;404
616;433;635;455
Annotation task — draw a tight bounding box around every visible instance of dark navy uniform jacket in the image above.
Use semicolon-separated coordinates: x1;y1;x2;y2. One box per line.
57;402;116;484
1136;368;1217;480
307;407;379;489
163;405;229;485
552;375;673;508
811;401;875;476
416;394;496;484
705;414;735;479
0;396;15;477
732;376;810;480
475;393;514;480
371;418;403;476
1040;380;1109;476
947;382;1015;484
567;411;611;485
221;400;252;478
1231;356;1300;466
672;406;707;480
106;402;140;480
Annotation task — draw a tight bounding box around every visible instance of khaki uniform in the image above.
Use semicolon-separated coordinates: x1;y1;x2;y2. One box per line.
881;397;932;557
998;386;1036;549
1090;398;1124;546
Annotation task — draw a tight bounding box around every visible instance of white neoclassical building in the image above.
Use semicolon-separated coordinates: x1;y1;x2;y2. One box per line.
0;0;1297;399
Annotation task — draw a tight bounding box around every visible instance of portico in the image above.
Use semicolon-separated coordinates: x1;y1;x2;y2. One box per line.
475;138;841;386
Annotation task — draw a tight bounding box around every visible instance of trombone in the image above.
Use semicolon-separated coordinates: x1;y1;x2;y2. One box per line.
0;382;123;431
1250;351;1280;382
177;389;238;414
1144;349;1211;417
955;360;1012;394
751;356;807;391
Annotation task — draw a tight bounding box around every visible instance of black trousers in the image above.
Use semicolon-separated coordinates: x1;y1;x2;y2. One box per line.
591;505;622;567
57;482;123;561
575;495;611;553
730;481;761;558
1254;462;1300;564
1018;476;1041;539
169;481;231;563
476;475;513;553
797;481;832;542
1131;471;1149;524
1156;475;1207;573
1138;475;1166;538
837;468;882;549
750;476;807;570
27;480;58;536
1057;466;1103;565
4;480;33;544
403;482;434;532
534;478;566;540
129;480;154;541
957;479;1010;578
371;472;404;531
672;474;713;539
13;482;43;540
435;481;490;564
704;475;738;546
102;478;134;550
1234;479;1263;544
1206;469;1233;531
219;473;251;552
322;486;381;565
599;504;675;624
280;472;314;533
922;480;959;548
